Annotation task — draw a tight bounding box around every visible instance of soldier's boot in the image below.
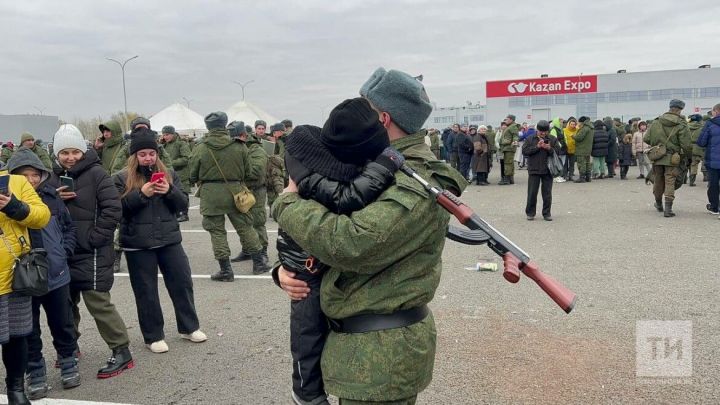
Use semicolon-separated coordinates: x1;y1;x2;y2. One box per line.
251;252;270;275
6;376;30;405
112;250;123;273
210;259;234;282
25;359;49;400
645;175;654;185
230;250;251;263
58;356;81;389
261;245;269;264
498;176;509;185
573;174;586;183
509;175;515;184
654;199;664;212
585;172;592;182
664;198;675;218
177;212;189;222
689;175;696;187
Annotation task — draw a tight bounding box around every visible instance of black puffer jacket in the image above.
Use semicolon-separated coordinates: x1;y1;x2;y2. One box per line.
113;169;188;249
604;118;618;163
51;149;121;292
591;121;610;157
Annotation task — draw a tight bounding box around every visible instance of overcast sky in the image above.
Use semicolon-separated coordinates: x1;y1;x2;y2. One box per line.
0;0;715;126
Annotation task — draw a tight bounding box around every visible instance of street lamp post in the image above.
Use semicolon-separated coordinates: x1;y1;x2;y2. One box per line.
32;106;45;115
182;97;194;108
232;80;255;101
106;55;139;132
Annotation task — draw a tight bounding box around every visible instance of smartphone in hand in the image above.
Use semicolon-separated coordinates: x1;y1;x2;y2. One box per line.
150;172;166;183
59;175;75;192
0;175;9;196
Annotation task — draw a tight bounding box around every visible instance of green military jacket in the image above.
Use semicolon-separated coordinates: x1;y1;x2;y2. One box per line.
573;123;594;157
643;112;692;167
266;155;285;195
273;131;467;401
97;121;126;173
485;129;497;153
162;135;192;182
499;123;521;153
111;141;174;175
188;128;251;216
688;121;706;157
428;131;440;156
18;145;53;169
243;135;268;190
0;147;14;164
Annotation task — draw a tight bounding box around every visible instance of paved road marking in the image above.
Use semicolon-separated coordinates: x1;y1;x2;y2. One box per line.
0;396;136;405
114;273;272;280
180;229;278;233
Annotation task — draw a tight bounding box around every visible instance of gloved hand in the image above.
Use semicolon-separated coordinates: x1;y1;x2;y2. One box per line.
374;146;405;173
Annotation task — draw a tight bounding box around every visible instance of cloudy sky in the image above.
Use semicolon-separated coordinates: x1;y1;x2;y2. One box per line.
0;0;715;126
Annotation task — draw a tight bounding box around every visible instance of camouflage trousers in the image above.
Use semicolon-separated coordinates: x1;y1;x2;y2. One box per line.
690;156;706;176
503;151;515;176
202;211;261;260
248;187;268;249
652;165;682;202
576;155;592;175
339;397;416;405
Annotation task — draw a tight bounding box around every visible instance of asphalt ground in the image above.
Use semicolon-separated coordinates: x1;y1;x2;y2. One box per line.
4;164;718;404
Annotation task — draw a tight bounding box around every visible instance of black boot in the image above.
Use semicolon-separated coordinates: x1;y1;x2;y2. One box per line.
59;356;81;389
585;173;591;182
97;347;133;379
261;245;269;264
252;252;270;275
25;359;48;400
498;176;509;185
230;250;251;263
475;174;481;185
664;198;675;217
689;174;696;187
6;376;29;405
654;199;664;212
112;250;123;273
509;175;515;184
211;259;234;282
177;212;189;222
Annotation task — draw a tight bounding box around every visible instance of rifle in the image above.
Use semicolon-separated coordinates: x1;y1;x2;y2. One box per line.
399;165;577;314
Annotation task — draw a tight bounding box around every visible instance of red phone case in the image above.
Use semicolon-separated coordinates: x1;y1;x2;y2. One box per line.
151;172;165;183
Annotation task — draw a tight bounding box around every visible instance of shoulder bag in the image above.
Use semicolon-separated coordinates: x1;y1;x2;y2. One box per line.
1;231;48;296
207;149;255;213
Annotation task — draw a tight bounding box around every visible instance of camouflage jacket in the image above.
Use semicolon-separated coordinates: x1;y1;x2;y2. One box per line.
96;121;125;173
273;131;467;401
499;123;521;153
188;128;250;216
244;135;268;190
688;121;705;157
573;123;594;157
266;154;285;195
162;136;192;182
643;112;692;166
0;147;14;164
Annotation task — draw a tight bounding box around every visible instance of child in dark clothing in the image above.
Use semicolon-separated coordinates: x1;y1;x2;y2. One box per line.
7;149;80;399
618;133;634;180
272;98;404;405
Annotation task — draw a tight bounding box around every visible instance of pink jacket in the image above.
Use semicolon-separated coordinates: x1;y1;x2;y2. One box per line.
632;131;650;155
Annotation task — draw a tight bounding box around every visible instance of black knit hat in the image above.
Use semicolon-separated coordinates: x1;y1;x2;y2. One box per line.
579;116;590;123
536;120;550;131
285;125;362;182
320;98;390;165
129;128;159;155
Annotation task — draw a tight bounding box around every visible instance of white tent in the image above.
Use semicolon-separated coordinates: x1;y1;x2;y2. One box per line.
225;100;279;127
150;103;207;136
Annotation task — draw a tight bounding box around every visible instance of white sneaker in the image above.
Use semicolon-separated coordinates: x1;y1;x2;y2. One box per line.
180;330;207;343
147;340;169;353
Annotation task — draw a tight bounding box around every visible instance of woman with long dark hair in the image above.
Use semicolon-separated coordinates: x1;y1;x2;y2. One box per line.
113;129;205;354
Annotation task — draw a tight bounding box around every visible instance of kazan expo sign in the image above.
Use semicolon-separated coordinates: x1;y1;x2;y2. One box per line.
486;75;598;98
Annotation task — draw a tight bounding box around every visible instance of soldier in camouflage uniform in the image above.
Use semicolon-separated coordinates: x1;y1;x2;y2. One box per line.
498;114;520;185
275;68;467;404
572;117;594;183
688;114;706;187
282;119;294;136
0;142;15;164
95;120;126;174
188;112;269;281
110;117;174;175
17;133;53;169
266;123;288;216
643;99;692;217
161;125;192;222
227;121;270;267
254;120;267;140
428;128;440;159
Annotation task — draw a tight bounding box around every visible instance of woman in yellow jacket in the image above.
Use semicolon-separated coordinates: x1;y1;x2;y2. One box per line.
0;161;50;405
563;117;579;181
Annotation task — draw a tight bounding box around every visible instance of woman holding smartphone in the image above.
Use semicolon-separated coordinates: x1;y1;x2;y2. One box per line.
112;128;205;353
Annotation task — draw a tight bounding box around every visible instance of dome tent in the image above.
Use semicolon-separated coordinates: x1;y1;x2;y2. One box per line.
149;103;207;136
225;100;279;127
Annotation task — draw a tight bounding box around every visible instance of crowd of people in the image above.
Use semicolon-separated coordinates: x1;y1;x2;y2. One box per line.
1;68;719;405
428;100;720;220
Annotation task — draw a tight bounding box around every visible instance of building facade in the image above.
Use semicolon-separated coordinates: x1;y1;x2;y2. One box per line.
425;67;720;129
0;114;60;143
